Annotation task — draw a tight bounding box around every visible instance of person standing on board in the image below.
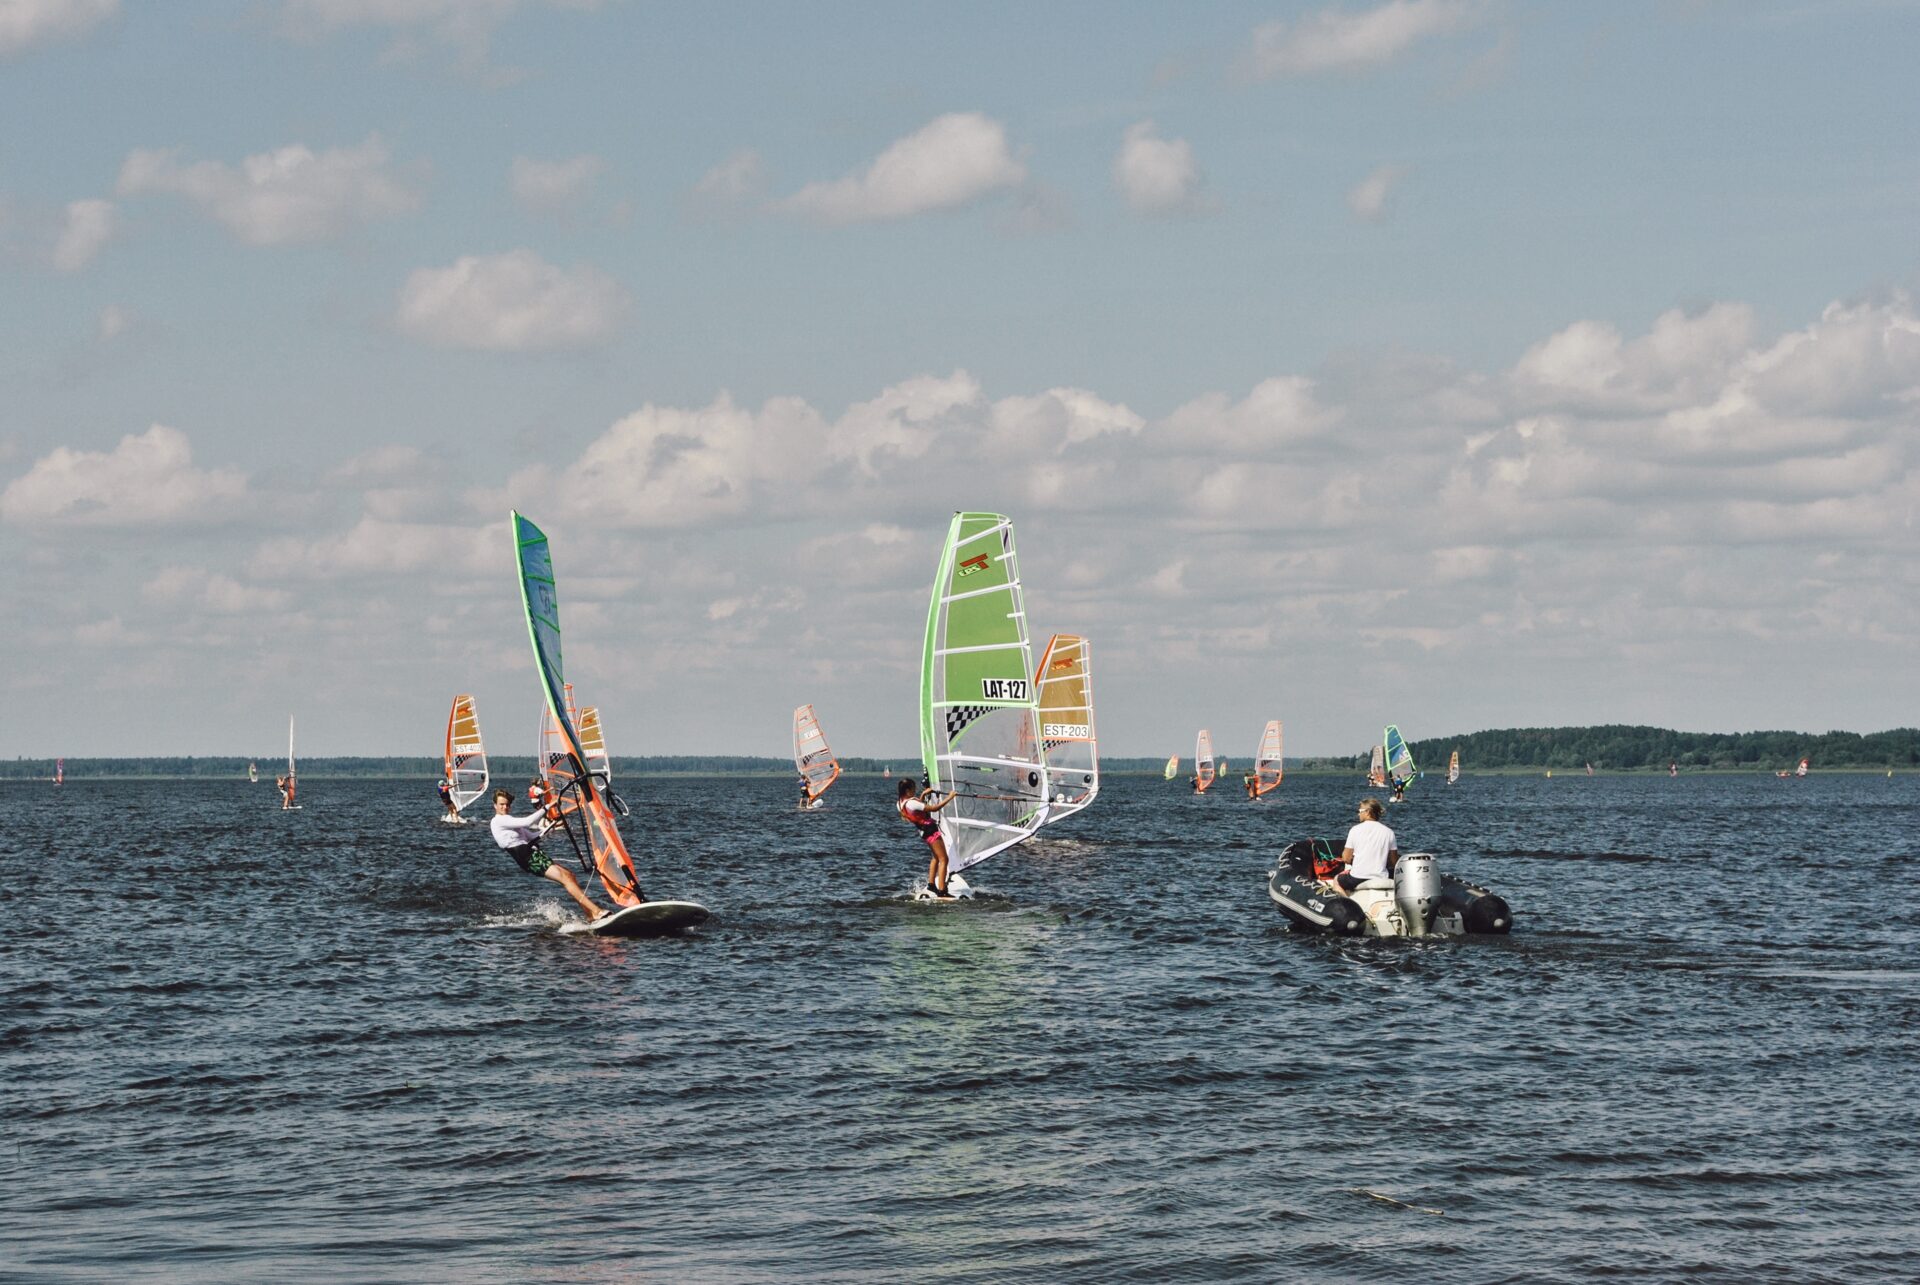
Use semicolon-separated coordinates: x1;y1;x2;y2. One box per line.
488;787;607;921
276;772;294;809
1330;797;1400;893
897;778;958;898
437;776;457;821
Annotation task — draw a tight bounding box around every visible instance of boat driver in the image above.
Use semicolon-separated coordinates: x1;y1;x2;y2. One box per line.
488;787;607;921
1332;797;1400;893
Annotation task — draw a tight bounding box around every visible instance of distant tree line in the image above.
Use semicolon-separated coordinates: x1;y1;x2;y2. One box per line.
1311;725;1920;773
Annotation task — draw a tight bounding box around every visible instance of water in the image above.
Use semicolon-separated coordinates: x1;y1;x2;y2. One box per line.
5;772;1919;1282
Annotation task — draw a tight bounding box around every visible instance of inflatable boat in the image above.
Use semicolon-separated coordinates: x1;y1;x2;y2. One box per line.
1266;837;1511;937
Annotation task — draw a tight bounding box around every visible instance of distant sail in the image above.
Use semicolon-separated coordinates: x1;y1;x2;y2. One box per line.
287;715;297;806
1796;757;1809;778
1586;761;1594;777
1384;724;1416;792
54;757;63;787
919;512;1048;876
1035;634;1098;824
537;682;582;794
1195;729;1215;793
444;694;489;814
1368;743;1387;788
793;704;841;805
579;704;611;785
513;511;645;908
248;761;258;783
1164;754;1179;780
1446;749;1460;785
1250;720;1283;797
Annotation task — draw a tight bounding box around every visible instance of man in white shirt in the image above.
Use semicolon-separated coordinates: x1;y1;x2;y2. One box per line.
488;787;607;921
1334;797;1400;893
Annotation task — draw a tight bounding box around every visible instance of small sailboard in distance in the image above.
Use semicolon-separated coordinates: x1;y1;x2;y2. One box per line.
567;900;711;937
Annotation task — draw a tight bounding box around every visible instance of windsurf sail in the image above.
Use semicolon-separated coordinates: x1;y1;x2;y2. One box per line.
1368;743;1386;787
1384;724;1416;792
1164;754;1178;780
248;761;258;783
579;704;611;784
287;715;297;804
1446;749;1460;785
1796;757;1809;778
513;511;643;908
1195;729;1215;793
793;703;841;804
444;694;489;813
919;512;1049;876
54;758;63;786
1250;720;1283;797
1034;634;1098;824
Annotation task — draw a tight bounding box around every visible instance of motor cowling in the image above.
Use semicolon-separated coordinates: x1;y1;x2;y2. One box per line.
1394;854;1442;937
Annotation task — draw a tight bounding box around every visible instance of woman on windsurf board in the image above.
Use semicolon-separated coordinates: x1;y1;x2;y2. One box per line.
437;776;457;821
489;787;607;921
897;778;957;899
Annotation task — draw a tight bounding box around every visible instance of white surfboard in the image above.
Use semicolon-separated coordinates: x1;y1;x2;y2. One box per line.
564;900;710;937
911;872;974;903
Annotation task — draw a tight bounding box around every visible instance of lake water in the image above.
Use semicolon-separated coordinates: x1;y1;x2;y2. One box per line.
4;772;1918;1282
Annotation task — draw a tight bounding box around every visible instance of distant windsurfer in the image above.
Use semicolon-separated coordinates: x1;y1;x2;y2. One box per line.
489;787;607;921
1329;798;1399;892
1390;777;1407;804
276;773;295;809
437;776;457;821
1244;774;1258;799
799;776;813;809
897;778;957;898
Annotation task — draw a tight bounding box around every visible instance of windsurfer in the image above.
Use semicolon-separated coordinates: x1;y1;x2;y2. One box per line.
489;787;606;920
1390;777;1407;803
277;773;295;809
437;776;457;820
897;778;957;897
1244;774;1258;799
1330;798;1399;892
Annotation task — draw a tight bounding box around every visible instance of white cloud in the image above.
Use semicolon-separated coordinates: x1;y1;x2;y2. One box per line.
247;515;500;579
116;135;422;246
1251;0;1484;77
97;304;129;339
394;249;628;351
0;425;247;527
0;0;116;58
509;153;603;213
142;566;291;614
1346;165;1402;221
274;0;596;74
51;198;114;270
775;113;1026;225
1113;121;1207;216
689;148;765;217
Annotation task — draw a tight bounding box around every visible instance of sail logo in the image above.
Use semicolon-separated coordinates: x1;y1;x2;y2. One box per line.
956;553;991;577
1042;722;1089;739
1048;656;1076;671
981;678;1029;701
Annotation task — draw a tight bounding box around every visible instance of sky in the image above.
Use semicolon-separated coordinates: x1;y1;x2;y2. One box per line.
3;0;1918;760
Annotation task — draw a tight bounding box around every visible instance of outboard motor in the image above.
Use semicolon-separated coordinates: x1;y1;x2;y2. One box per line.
1393;854;1442;938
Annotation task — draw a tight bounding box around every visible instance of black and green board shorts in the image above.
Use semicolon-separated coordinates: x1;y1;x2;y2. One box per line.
506;843;551;876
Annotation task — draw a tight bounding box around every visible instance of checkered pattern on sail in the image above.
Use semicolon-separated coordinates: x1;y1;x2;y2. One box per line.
945;704;991;741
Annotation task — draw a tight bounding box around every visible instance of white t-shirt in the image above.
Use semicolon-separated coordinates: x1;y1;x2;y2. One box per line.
489;811;547;852
1343;819;1397;879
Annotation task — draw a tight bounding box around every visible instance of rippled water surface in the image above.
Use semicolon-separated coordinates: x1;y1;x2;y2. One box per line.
5;772;1920;1282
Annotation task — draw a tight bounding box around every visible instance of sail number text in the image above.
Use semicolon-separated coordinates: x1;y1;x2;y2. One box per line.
981;678;1030;701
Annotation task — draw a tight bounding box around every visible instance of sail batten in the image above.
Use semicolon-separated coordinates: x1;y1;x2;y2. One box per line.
920;512;1048;875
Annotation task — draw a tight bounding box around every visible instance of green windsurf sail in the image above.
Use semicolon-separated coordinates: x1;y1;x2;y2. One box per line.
919;512;1049;875
1384;723;1417;791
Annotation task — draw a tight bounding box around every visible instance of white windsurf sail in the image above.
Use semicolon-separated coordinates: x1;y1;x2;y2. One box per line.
1035;633;1098;824
1163;754;1178;780
1796;757;1809;778
248;761;258;783
444;694;489;813
1250;720;1283;797
1195;729;1215;793
579;704;611;786
1368;742;1387;787
793;703;840;804
1447;749;1460;785
920;512;1049;876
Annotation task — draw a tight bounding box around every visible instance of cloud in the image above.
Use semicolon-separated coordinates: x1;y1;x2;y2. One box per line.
247;515;500;579
1113;121;1208;216
142;566;292;614
50;198;114;270
689;149;765;218
1346;165;1402;221
0;425;247;527
0;0;117;58
394;249;628;351
775;113;1026;225
116;135;422;246
1251;0;1485;77
274;0;597;75
509;153;604;213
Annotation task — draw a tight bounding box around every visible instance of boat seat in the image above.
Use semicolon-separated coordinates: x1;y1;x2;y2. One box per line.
1353;877;1396;892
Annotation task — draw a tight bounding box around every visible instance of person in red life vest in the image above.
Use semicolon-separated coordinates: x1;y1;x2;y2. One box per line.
896;777;958;898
